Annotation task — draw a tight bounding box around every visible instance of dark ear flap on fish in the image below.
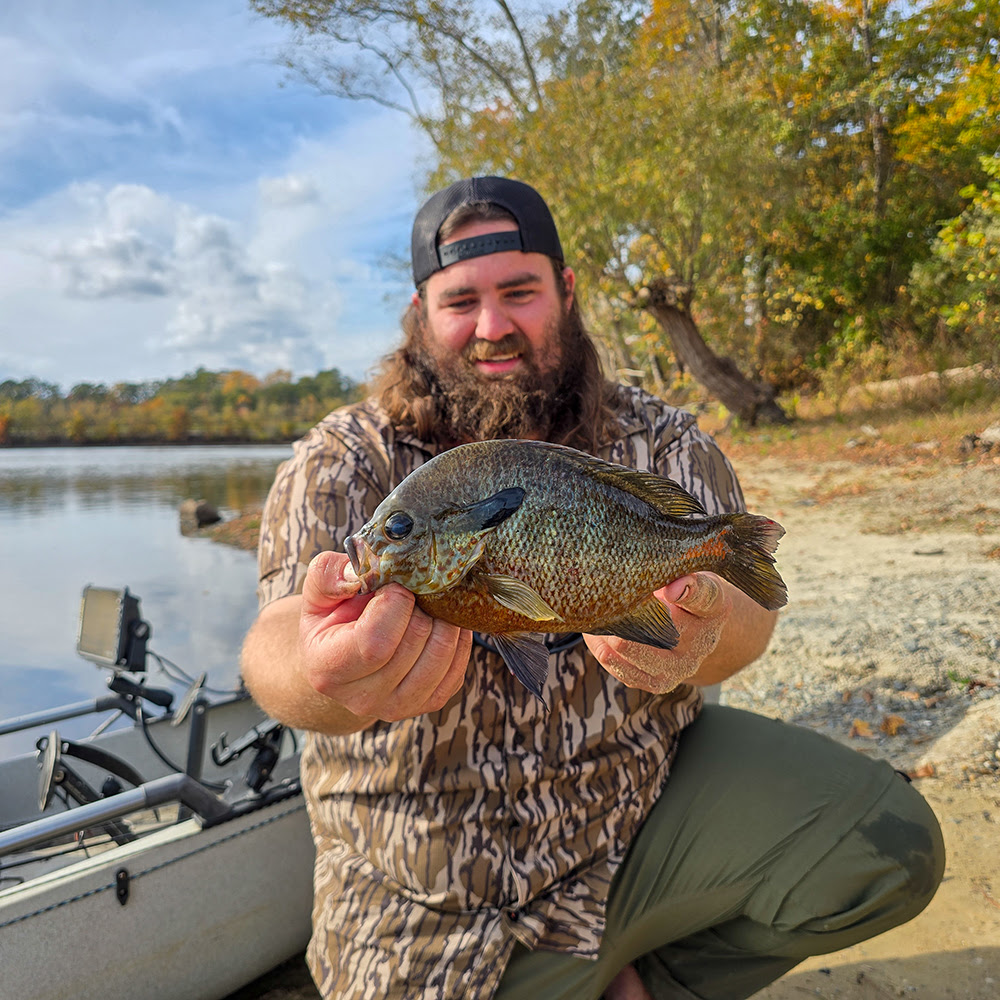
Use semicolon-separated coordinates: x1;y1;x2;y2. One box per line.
490;632;550;705
446;487;526;534
587;595;680;649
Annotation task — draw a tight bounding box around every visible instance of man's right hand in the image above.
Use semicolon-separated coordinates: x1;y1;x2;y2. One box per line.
297;551;472;725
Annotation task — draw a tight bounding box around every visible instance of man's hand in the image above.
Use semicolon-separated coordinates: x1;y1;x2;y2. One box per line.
583;573;733;694
298;551;473;723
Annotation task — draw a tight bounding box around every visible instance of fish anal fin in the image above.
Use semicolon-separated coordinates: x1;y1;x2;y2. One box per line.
482;574;561;623
491;632;550;705
590;596;680;649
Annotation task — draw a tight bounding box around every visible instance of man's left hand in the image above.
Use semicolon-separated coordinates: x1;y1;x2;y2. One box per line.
583;572;733;694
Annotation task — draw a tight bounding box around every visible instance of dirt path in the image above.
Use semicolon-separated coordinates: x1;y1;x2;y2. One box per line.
735;454;1000;999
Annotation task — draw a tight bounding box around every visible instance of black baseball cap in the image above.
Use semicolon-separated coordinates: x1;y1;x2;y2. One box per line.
411;176;564;286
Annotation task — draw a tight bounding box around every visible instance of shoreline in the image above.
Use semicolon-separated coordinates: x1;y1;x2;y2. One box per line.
0;437;295;449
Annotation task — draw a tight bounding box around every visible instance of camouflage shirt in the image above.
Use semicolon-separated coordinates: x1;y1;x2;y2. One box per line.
256;385;746;1000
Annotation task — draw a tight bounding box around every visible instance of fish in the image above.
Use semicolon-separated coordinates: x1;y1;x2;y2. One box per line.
344;439;787;701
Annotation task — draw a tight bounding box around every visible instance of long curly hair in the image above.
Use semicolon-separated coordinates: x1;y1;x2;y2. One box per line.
370;204;621;453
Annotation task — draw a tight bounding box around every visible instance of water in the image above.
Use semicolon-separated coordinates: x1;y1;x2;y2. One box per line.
0;445;292;756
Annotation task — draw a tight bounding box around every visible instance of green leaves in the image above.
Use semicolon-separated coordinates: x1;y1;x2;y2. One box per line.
258;0;1000;389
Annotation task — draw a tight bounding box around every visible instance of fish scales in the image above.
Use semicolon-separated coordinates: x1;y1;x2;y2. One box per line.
345;439;787;702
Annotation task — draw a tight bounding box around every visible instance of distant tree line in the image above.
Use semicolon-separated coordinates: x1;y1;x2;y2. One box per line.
0;367;363;446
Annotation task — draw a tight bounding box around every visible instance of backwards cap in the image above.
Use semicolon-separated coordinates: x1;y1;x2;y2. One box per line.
411;176;564;286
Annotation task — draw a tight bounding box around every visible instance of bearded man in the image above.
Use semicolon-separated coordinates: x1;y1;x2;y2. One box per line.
241;177;943;1000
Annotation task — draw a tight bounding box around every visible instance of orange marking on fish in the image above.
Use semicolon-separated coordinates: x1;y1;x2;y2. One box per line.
684;537;728;563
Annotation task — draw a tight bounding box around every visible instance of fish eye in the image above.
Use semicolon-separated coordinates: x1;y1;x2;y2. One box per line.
384;511;413;540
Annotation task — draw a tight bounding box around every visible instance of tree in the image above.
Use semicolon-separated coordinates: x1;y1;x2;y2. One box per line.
258;0;998;406
254;0;792;422
252;0;551;151
912;156;1000;365
711;0;999;355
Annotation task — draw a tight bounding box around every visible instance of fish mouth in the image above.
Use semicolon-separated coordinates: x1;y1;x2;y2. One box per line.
344;534;378;594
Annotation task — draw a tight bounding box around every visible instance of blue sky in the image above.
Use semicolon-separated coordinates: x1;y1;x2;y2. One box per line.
0;1;429;390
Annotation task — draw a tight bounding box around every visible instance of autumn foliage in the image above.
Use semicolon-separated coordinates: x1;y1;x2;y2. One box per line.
0;367;362;446
258;0;1000;412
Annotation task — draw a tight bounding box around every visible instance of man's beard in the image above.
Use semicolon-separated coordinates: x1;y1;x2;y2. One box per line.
411;311;583;444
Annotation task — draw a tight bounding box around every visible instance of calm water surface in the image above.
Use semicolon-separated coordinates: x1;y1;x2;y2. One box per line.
0;445;292;755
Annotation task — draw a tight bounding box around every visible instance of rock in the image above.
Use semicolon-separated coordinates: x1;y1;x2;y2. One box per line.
980;422;1000;447
959;433;981;455
179;498;221;531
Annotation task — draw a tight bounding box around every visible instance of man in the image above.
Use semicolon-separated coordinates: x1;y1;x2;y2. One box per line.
241;177;944;1000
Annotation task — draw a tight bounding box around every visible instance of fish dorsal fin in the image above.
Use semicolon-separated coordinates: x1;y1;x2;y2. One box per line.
544;445;706;517
589;465;706;517
588;596;680;649
482;574;562;623
490;632;550;704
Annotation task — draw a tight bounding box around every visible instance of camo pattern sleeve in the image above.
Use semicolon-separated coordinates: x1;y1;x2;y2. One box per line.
256;400;402;608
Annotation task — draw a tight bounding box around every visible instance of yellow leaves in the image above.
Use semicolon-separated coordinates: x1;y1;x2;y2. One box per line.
880;714;907;737
849;714;906;739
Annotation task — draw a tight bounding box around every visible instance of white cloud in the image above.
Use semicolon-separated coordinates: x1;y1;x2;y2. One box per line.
32;181;334;376
259;174;320;207
0;2;431;388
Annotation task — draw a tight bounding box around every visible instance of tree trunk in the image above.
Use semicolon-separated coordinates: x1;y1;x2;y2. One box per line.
640;277;789;426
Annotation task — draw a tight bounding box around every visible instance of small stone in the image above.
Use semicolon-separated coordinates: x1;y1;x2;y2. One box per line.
179;498;221;530
980;422;1000;447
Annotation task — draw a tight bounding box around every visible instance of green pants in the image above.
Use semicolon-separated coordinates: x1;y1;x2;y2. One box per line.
494;706;945;1000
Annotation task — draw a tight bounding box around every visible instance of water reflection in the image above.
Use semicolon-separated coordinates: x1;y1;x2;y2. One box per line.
0;446;283;516
0;445;291;756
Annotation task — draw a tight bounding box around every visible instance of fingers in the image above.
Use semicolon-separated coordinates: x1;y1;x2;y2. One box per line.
333;614;470;721
298;556;471;720
399;625;473;716
583;634;692;695
586;575;734;694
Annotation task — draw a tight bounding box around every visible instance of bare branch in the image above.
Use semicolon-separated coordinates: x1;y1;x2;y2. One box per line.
492;0;544;109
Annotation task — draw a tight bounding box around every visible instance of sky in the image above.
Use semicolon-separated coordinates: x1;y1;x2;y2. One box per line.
0;1;431;391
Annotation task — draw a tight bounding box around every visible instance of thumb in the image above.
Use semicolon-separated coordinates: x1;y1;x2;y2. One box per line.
302;550;363;612
661;573;724;618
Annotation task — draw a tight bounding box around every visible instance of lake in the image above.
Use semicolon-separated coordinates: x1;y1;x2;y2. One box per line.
0;444;292;757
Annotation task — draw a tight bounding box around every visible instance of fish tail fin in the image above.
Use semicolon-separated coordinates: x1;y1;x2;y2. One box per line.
716;513;788;611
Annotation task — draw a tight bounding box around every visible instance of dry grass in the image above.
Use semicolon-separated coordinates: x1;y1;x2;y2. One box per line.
700;368;999;469
203;510;262;552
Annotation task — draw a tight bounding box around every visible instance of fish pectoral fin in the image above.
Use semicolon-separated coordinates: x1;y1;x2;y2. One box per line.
490;632;549;703
589;596;680;650
445;487;526;534
482;574;561;623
